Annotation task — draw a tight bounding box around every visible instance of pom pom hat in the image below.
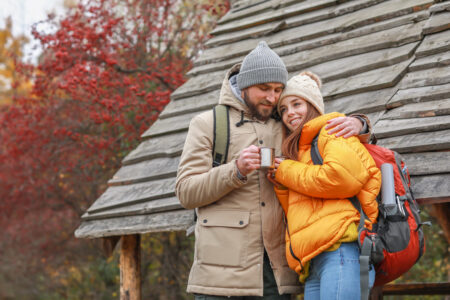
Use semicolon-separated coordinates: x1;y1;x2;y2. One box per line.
237;41;288;90
278;71;324;115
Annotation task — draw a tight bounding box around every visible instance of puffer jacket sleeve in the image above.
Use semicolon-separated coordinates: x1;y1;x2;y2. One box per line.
275;135;371;199
176;112;246;209
274;186;289;215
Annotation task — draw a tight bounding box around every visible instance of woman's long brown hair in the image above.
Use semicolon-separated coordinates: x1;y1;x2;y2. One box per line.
281;102;321;160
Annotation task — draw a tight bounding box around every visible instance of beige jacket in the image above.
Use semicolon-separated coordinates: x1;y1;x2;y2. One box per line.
175;64;301;296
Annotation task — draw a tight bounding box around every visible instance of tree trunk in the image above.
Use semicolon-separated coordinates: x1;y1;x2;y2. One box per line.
120;235;141;300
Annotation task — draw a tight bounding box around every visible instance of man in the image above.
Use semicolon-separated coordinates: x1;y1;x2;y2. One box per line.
176;41;369;299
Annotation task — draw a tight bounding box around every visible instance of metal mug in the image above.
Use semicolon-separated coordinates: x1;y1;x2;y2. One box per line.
260;147;275;169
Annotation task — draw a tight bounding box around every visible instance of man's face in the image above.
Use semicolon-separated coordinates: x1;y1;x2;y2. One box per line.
241;83;284;121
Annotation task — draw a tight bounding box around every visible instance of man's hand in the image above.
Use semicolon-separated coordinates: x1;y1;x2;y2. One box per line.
325;116;363;138
236;145;261;176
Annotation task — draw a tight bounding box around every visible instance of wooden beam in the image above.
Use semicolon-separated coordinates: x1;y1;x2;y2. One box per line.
312;42;418;83
412;174;450;204
86;177;175;214
141;110;201;139
374;115;450;139
108;156;179;187
325;87;397;115
398;66;450;90
388;82;450;109
402;152;450;176
120;235;141;300
81;197;182;221
159;90;219;120
75;210;195;238
322;56;414;99
423;11;450;35
417;197;450;205
382;98;450;120
123;131;187;165
415;29;450;58
378;128;450;153
170;70;224;100
382;282;450;295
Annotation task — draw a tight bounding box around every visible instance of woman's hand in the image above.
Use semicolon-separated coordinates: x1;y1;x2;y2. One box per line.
273;157;284;172
266;157;285;188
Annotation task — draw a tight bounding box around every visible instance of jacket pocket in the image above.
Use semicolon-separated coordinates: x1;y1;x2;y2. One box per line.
197;210;250;267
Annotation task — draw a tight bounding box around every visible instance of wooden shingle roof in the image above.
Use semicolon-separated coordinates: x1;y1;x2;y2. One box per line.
75;0;450;239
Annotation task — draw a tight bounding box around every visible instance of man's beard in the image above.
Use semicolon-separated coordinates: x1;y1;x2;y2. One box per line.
243;91;274;121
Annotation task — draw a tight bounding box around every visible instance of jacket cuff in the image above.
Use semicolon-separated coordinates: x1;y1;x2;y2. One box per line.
350;113;372;144
353;115;368;134
233;160;248;183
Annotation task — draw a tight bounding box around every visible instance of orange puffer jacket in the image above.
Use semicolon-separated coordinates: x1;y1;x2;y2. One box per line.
274;112;381;275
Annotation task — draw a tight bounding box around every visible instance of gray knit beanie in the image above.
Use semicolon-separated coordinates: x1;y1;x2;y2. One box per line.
237;41;288;90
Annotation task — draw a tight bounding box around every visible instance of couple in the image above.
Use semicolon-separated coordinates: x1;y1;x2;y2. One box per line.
176;41;381;300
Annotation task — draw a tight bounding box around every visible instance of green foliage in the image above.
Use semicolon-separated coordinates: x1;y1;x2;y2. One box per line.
36;253;120;300
141;232;195;299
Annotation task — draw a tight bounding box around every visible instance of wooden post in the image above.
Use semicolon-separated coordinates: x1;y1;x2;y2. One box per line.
120;234;141;300
430;202;450;244
370;286;383;300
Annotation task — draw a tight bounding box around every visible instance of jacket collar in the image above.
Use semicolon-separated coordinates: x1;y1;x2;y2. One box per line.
219;64;248;113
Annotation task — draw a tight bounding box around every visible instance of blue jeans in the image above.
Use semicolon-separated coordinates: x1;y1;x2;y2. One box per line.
304;242;375;300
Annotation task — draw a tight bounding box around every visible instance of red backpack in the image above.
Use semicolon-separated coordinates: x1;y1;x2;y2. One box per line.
311;134;428;299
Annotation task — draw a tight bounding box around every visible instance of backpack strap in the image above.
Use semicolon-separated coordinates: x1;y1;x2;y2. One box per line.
311;132;371;300
189;104;230;230
394;152;412;199
311;133;323;165
192;105;229;227
212;104;230;167
359;235;372;300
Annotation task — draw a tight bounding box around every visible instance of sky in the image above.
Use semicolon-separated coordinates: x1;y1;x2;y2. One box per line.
1;0;65;62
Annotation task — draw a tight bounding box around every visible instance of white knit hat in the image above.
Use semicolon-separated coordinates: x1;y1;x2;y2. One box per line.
278;71;324;115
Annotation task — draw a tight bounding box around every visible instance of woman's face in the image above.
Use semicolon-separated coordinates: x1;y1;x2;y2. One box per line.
279;96;309;132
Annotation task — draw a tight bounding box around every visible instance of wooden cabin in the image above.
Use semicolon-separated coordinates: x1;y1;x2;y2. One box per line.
75;0;450;298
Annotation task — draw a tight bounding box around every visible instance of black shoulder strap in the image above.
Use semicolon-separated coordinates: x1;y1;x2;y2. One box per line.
212;104;230;167
310;132;323;165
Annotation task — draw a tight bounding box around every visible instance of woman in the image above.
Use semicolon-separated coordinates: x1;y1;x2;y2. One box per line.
270;71;381;299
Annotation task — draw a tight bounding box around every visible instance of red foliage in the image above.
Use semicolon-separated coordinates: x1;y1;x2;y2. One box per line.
0;0;228;270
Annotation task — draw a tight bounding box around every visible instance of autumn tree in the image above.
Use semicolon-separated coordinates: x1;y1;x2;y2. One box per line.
0;0;229;298
0;17;31;105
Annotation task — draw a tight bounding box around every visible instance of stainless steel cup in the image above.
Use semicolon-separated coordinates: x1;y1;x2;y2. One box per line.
260;147;275;169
